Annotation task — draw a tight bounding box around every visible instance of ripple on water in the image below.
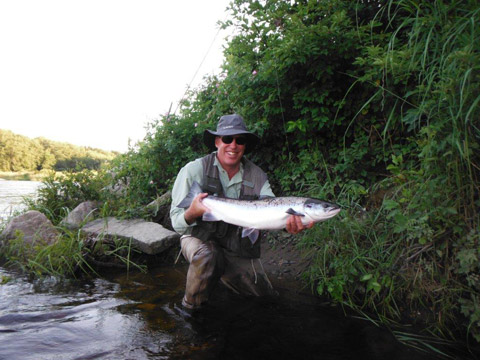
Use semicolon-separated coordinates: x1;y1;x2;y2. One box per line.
0;269;174;360
0;266;443;360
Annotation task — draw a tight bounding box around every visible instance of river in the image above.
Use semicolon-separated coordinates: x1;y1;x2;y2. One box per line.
0;180;466;359
0;180;42;221
0;266;430;360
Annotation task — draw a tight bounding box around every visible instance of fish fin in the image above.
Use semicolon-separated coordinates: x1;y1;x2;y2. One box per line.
202;212;220;222
242;228;260;244
286;208;305;217
177;181;203;208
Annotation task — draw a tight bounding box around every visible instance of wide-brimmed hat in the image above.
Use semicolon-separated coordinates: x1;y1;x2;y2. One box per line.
203;114;259;153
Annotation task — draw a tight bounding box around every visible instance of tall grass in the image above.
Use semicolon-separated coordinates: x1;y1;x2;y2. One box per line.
1;168;146;278
300;0;480;351
1;228;95;277
1;226;147;278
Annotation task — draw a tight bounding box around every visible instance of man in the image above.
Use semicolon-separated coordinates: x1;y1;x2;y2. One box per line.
170;114;312;310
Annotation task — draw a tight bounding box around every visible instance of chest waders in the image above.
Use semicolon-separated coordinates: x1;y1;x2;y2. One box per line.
191;152;268;258
181;153;276;309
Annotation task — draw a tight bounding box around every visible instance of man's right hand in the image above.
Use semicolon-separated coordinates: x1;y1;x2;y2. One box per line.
184;193;210;225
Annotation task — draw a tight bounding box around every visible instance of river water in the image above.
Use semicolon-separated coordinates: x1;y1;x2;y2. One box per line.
0;180;42;221
0;266;431;360
0;180;466;359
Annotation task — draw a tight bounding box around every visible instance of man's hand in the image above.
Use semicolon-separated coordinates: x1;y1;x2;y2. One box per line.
285;215;314;234
184;193;210;225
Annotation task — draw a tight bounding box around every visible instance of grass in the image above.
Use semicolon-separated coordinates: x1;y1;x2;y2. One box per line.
1;227;93;277
0;223;146;279
298;199;478;357
312;0;480;349
0;170;62;181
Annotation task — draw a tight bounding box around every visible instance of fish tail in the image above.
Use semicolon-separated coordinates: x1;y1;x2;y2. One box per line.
177;181;203;209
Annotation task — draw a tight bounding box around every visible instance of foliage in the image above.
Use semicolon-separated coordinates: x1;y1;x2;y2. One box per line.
106;113;208;212
25;170;109;224
0;129;118;172
349;0;480;343
13;0;479;350
0;170;59;181
0;227;145;278
0;228;93;277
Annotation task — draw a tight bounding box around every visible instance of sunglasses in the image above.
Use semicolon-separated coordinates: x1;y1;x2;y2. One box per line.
221;135;247;145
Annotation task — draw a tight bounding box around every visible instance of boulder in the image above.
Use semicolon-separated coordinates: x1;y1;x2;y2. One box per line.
1;210;58;246
146;191;171;212
61;201;100;230
145;191;173;229
82;217;179;255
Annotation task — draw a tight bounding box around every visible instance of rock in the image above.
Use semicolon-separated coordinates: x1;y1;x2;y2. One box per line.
145;191;173;230
82;217;179;255
1;210;58;246
146;191;171;211
61;201;100;230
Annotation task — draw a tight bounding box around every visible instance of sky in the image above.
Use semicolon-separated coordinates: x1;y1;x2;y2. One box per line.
0;0;231;153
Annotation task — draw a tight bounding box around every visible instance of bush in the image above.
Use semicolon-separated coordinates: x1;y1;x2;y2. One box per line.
25;170;109;224
27;0;478;348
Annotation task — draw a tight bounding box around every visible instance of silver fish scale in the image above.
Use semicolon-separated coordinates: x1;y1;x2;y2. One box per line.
202;195;337;231
206;196;308;207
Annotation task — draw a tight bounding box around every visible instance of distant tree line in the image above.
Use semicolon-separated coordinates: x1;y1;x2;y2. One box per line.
0;129;119;172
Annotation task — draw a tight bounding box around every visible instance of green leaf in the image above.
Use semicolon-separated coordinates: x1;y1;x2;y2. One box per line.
383;199;399;210
443;207;457;215
361;274;373;281
370;281;381;293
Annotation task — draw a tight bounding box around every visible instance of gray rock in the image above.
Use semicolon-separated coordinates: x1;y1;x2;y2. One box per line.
145;191;171;212
1;210;58;246
145;191;173;229
82;217;179;255
61;201;100;230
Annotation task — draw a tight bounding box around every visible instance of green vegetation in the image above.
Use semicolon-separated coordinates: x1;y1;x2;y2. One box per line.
2;0;478;353
103;0;479;348
0;170;57;181
1;227;95;277
0;171;145;277
1;226;145;278
0;129;119;172
25;170;110;223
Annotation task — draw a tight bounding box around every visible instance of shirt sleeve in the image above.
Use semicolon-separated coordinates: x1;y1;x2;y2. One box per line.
170;159;204;234
260;179;275;198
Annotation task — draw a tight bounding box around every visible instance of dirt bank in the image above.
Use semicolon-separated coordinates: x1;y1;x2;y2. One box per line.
261;231;314;296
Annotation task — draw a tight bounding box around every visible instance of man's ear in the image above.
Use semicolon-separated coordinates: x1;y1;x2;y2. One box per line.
214;136;221;149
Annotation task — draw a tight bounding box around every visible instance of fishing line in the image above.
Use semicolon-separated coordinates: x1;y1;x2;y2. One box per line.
274;65;291;157
173;26;223;116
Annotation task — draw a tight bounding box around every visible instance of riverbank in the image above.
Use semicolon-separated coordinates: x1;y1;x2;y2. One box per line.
1;204;475;359
1;171;477;358
0;171;58;181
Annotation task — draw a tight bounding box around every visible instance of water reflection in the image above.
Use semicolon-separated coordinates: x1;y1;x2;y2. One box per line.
0;273;153;359
0;180;42;221
0;266;434;360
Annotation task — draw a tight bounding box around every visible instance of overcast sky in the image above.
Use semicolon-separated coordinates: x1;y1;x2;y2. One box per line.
0;0;231;152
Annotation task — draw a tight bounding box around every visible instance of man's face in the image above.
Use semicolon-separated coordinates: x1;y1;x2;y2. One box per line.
215;135;246;169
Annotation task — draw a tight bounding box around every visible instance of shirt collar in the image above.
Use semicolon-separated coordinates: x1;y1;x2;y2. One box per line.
213;152;244;185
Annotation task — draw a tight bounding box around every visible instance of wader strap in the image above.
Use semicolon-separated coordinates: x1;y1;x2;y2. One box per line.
202;153;223;196
241;157;268;199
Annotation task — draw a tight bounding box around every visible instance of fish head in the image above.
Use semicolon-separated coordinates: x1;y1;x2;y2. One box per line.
303;198;341;222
